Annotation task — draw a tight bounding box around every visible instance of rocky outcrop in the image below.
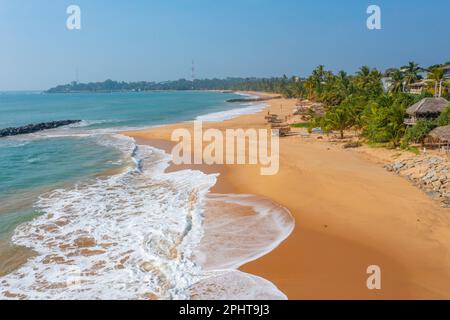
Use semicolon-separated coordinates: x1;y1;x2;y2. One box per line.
385;156;450;207
0;120;81;137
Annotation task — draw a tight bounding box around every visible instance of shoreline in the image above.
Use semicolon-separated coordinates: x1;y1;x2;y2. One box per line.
125;91;450;299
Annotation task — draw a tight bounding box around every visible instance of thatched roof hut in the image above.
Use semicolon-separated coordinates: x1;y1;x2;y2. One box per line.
293;102;326;118
293;106;311;116
406;97;449;116
427;125;450;143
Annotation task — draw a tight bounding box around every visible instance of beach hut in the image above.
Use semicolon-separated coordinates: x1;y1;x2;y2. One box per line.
293;102;326;118
266;113;292;137
404;97;449;125
293;106;311;116
424;125;450;151
270;123;291;137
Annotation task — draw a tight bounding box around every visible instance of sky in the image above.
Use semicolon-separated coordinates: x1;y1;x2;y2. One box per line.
1;0;449;90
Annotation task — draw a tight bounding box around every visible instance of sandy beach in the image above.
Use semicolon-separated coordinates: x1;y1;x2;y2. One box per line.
125;92;450;299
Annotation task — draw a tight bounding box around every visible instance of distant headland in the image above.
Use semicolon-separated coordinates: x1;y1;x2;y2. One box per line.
45;78;293;94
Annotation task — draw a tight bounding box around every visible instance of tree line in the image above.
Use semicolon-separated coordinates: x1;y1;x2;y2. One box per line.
46;77;301;93
46;62;449;149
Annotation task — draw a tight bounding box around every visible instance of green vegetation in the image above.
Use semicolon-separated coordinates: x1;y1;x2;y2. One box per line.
404;119;437;144
361;97;410;147
290;122;311;128
400;144;421;155
437;104;450;127
323;105;355;139
280;62;448;149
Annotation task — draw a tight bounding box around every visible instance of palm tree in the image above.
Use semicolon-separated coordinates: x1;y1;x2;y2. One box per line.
401;61;421;90
337;70;348;80
428;67;444;97
324;106;354;139
334;70;351;97
337;70;349;88
389;70;405;93
311;65;327;97
356;66;372;88
292;80;305;99
357;66;371;78
312;65;326;80
304;78;316;100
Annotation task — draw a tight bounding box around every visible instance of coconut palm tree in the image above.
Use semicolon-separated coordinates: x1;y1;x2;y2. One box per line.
337;70;349;88
401;61;421;90
428;67;444;97
324;105;354;139
357;66;371;78
311;65;327;97
356;66;373;88
303;78;316;100
389;70;405;93
312;65;326;81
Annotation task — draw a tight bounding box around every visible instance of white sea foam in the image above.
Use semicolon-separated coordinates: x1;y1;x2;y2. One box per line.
234;92;260;99
195;103;267;122
68;119;117;128
0;144;218;299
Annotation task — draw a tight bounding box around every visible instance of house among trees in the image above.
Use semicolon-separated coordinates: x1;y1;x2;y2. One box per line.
404;97;449;125
443;64;450;79
407;80;430;95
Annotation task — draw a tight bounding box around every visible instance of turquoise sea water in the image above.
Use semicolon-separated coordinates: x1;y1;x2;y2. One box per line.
0;91;243;239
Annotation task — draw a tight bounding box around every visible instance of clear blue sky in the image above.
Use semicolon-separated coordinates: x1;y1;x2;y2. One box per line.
1;0;449;90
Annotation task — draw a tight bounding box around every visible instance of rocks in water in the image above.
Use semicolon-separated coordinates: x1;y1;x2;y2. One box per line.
226;96;281;103
384;155;450;207
0;120;81;137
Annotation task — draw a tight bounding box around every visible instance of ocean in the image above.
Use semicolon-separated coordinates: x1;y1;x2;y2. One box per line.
0;91;292;300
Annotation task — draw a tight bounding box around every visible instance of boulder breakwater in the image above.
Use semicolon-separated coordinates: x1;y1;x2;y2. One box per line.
385;155;450;208
0;120;81;137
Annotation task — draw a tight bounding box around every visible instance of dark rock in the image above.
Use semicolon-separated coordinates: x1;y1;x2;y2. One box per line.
0;120;81;137
392;162;405;171
226;96;281;103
